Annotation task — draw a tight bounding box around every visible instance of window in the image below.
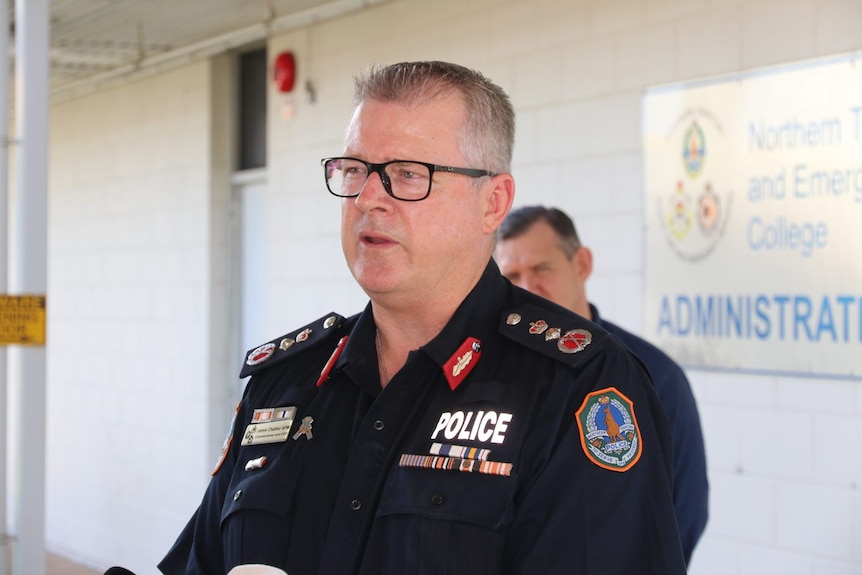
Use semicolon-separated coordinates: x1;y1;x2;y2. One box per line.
238;47;267;170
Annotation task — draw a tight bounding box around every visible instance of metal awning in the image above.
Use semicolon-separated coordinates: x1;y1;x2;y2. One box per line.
9;0;389;100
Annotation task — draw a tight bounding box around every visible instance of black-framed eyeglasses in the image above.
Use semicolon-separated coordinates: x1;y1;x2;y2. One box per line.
321;157;495;202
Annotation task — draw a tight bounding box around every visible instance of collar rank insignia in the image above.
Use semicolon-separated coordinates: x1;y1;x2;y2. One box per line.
558;329;592;354
575;387;642;472
442;337;482;390
545;327;561;341
296;328;312;342
246;342;276;366
529;320;548;335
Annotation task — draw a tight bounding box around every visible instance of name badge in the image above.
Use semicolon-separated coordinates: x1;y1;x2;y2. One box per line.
241;406;297;446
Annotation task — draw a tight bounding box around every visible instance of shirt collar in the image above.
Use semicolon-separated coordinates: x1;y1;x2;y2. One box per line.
589;302;601;324
420;258;506;367
333;259;507;391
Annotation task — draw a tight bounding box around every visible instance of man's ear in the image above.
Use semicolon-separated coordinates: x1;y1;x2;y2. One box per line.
574;246;593;281
482;174;515;235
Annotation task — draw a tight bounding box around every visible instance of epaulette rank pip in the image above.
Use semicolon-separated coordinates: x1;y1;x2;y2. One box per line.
498;303;608;366
239;312;346;379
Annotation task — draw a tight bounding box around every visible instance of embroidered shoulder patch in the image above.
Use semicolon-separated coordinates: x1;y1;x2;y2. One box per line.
575;387;642;472
212;400;242;476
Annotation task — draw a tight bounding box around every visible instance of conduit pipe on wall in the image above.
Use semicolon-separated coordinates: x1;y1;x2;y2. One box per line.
0;1;10;572
11;1;49;574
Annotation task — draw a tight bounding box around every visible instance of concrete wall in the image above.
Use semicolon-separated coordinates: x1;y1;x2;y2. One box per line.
42;0;862;573
46;60;231;570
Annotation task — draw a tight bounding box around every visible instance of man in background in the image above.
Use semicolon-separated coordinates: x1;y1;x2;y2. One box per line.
495;205;709;564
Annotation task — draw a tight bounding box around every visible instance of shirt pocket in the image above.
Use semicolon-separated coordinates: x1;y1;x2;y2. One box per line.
370;465;516;575
218;458;304;569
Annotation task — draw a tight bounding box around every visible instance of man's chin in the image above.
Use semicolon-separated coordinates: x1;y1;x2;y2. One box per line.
351;257;401;281
356;273;414;304
358;280;399;299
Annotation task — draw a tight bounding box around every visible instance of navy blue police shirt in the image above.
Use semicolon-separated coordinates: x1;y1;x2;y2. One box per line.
591;304;709;564
159;261;686;575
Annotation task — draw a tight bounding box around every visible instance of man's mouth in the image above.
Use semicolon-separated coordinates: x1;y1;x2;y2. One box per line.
361;232;393;246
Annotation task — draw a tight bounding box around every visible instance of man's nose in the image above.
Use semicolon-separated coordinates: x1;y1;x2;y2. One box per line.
512;274;534;291
354;170;391;207
523;274;546;294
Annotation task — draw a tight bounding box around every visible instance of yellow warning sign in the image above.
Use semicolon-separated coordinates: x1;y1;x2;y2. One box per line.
0;295;46;345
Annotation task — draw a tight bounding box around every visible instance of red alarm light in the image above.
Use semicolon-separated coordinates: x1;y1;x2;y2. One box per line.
273;51;296;93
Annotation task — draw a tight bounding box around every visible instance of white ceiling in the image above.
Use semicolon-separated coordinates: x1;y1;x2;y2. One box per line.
11;0;386;99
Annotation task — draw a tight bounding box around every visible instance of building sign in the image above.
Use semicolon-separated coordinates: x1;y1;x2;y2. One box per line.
0;295;46;345
644;53;862;380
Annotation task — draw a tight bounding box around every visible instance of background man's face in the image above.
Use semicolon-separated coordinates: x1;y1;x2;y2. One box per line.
495;219;589;315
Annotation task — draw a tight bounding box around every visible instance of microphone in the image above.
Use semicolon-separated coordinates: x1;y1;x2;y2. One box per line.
228;565;288;575
102;563;287;574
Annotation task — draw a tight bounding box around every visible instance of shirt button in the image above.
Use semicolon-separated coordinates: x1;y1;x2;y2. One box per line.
350;499;362;511
233;489;243;501
430;493;445;506
373;420;385;431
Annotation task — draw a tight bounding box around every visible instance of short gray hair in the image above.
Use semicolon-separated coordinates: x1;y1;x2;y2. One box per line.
353;61;514;175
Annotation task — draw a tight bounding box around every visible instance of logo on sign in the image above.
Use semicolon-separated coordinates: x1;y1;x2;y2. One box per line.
656;109;733;262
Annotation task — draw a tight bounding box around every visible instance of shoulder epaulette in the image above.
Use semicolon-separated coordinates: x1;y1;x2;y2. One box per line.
498;302;613;367
239;312;346;378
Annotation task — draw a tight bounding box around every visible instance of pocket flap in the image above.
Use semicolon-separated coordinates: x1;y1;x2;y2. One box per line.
377;466;515;529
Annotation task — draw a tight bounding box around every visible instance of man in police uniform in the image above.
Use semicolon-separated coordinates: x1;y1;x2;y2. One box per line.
160;61;686;575
495;205;709;564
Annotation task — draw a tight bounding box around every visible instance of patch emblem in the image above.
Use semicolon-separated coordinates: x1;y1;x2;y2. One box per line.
296;328;312;342
212;400;242;476
558;329;591;354
529;320;548;335
246;342;276;366
442;337;482;390
575;387;642;472
431;410;511;444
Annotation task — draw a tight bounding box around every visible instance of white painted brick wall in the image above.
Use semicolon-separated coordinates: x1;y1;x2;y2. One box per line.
44;0;862;572
47;62;218;572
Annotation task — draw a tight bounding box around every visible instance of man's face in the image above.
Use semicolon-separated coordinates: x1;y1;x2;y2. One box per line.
495;219;591;316
340;93;497;306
